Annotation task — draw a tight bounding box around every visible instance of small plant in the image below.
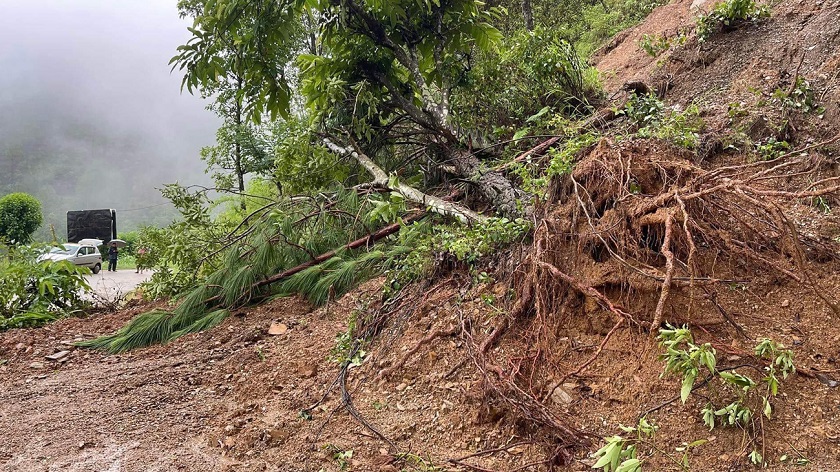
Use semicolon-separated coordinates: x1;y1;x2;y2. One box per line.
395;452;445;471
255;346;266;361
727;101;749;120
591;417;658;472
329;310;368;366
658;326;795;466
546;132;600;177
0;243;92;330
620;94;703;149
773;77;823;114
696;0;770;42
323;444;354;470
814;196;831;214
755;137;790;160
639;34;670;57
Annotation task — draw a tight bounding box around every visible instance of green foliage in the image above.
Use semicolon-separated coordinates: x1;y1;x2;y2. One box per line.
272;118;350;195
547;133;600;177
592;418;657;472
82;189;424;352
638;34;671;57
0;243;91;330
453;27;601;138
173;0;302;121
773;77;823;114
0;193;43;245
384;217;531;298
329;309;368;366
658;326;795;465
138;185;227;299
200;121;275;193
620;94;703;149
322;444;354;471
508;131;599;201
696;0;770;42
395;452;445;471
755;137;790;160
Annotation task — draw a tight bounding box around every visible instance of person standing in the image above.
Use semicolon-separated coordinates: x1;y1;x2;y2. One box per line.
136;246;147;274
108;241;119;272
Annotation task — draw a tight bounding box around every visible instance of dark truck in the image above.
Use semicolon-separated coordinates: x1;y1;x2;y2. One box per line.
66;209;117;245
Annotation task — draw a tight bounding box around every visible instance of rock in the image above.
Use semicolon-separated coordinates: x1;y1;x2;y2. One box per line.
781;299;790;308
268;428;290;443
268;323;288;335
550;386;575;405
395;382;408;392
15;343;25;350
298;363;318;378
224;425;236;435
45;350;71;361
29;362;45;370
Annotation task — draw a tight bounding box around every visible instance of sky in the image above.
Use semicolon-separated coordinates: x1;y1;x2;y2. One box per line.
0;0;220;236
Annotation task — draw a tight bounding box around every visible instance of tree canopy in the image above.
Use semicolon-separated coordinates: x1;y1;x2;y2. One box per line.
0;192;43;245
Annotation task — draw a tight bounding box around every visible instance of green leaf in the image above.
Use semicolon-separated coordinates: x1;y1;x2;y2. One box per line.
512;128;530;141
763;396;772;419
681;370;697;403
616;458;642;472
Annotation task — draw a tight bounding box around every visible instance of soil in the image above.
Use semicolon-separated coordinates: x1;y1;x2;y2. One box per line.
3;0;840;471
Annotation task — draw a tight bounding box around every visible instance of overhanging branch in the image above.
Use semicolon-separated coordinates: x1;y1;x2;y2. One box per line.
323;137;487;223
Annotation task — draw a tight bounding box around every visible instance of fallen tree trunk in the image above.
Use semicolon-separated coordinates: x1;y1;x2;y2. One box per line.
254;211;427;289
324;138;488;223
449;149;533;218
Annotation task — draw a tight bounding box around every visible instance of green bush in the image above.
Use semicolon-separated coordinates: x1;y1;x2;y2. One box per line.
620;94;704;149
696;0;770;42
0;193;43;245
453;26;602;139
0;244;91;330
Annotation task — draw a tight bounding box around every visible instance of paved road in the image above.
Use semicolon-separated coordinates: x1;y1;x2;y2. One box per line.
84;270;152;301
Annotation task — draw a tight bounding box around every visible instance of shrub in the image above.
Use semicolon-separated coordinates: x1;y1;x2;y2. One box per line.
0;193;43;245
452;26;602;138
696;0;770;42
0;244;91;329
620;94;704;149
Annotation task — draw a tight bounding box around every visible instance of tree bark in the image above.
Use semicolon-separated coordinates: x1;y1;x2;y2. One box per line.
234;75;246;212
522;0;534;31
324;138;487;223
449;150;532;218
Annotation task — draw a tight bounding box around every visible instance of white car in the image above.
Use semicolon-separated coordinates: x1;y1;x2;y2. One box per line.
39;239;103;274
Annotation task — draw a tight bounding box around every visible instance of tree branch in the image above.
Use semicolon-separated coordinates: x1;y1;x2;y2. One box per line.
323;138;487;223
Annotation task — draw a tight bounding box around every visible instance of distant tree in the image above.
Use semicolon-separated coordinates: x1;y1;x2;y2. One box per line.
0;192;43;244
177;0;303;211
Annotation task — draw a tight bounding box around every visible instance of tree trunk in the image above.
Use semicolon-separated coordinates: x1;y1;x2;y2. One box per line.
235;76;247;212
449;150;531;218
522;0;534;31
324;138;487;223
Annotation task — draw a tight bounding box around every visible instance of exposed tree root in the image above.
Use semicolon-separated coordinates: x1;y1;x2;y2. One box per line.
377;324;460;379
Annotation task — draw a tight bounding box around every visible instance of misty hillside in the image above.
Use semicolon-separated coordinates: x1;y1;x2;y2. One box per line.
0;0;220;239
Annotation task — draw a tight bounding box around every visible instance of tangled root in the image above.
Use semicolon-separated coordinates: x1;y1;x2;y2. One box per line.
524;136;840;333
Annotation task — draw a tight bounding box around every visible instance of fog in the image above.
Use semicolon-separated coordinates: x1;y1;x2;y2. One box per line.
0;0;220;239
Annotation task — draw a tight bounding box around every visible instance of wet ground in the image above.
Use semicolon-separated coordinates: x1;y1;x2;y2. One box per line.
84;269;151;301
